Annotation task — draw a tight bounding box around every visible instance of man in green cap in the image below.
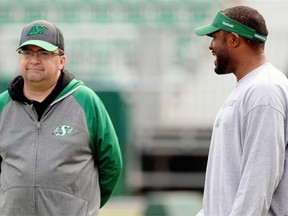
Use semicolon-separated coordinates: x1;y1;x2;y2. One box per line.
0;20;122;216
195;6;288;216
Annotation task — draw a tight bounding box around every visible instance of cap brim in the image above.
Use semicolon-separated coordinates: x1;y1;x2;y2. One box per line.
194;24;220;36
16;40;58;51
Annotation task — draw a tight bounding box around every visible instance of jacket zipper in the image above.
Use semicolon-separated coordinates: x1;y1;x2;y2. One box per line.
34;121;41;216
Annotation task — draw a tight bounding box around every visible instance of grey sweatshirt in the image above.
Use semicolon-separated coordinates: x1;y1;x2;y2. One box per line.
198;63;288;216
0;77;122;216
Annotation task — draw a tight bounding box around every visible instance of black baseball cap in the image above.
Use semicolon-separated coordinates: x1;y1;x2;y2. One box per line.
17;20;64;51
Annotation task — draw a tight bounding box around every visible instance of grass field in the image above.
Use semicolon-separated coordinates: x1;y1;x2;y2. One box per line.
99;192;202;216
99;196;144;216
100;209;142;216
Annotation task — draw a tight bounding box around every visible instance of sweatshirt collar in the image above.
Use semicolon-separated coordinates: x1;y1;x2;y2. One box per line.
8;69;74;104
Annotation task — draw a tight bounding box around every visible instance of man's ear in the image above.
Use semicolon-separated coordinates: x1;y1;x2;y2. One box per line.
59;55;67;70
230;32;241;47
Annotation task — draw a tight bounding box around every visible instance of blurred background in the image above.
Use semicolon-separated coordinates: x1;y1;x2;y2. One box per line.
0;0;287;215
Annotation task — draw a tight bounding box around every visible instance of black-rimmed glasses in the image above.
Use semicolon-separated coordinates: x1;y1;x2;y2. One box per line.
18;49;62;60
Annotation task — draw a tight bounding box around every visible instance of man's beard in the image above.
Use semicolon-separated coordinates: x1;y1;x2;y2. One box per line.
214;46;232;75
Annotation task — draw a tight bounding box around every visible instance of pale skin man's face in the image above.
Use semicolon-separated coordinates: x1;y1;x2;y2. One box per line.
18;45;66;91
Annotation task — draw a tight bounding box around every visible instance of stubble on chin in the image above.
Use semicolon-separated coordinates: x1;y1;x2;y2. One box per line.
25;69;46;83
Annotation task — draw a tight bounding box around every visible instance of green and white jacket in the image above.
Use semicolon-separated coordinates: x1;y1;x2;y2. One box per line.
0;72;122;216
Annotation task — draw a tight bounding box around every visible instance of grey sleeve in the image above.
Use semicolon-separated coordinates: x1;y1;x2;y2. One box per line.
230;105;286;215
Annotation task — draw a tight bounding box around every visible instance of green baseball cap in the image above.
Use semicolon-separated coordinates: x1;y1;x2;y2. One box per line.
17;20;64;51
195;10;267;42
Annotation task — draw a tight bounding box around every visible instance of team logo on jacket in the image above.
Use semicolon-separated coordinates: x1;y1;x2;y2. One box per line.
53;125;73;136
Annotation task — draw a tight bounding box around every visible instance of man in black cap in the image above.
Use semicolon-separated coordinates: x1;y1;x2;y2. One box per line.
0;20;122;216
194;6;288;216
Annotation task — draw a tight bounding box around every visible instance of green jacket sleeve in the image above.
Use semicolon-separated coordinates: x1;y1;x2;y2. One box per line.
94;101;123;207
74;86;123;207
